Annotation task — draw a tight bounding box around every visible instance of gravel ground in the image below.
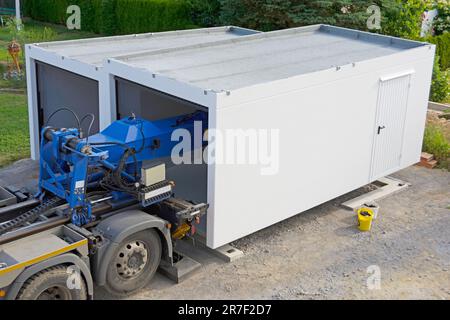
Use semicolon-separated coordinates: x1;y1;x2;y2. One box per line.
1;160;449;300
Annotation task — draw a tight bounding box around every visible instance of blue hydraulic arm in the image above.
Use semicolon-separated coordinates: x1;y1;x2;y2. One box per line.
38;111;208;226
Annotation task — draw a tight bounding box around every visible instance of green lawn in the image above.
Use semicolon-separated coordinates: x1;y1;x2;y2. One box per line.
0;18;99;89
0;93;29;167
0;18;98;43
0;19;99;167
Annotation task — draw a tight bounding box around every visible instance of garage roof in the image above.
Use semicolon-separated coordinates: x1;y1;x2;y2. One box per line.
33;26;258;67
112;25;427;91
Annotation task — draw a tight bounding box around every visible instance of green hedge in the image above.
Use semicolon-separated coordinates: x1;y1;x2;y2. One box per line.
429;55;450;103
23;0;196;35
24;0;70;24
115;0;193;34
425;33;450;71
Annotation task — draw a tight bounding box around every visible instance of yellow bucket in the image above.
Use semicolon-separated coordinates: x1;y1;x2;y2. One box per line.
357;207;374;232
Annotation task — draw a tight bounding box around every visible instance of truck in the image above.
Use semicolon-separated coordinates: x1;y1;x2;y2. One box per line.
0;110;210;300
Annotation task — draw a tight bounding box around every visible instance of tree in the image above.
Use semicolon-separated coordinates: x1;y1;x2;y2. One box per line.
218;0;433;38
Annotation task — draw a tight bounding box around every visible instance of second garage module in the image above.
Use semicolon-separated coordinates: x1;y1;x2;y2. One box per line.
104;25;434;248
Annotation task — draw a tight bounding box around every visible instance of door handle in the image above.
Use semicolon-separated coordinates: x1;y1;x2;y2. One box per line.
377;126;386;135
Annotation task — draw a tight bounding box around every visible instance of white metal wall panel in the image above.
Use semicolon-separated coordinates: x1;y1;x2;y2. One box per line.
207;56;434;249
370;73;412;180
207;73;379;248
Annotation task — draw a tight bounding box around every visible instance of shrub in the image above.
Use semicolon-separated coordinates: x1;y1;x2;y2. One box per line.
219;0;294;31
25;26;58;43
4;17;58;43
423;123;450;169
187;0;220;27
218;0;433;36
430;56;450;103
289;0;373;30
4;18;24;42
381;0;433;39
219;0;372;31
432;0;450;35
425;33;450;70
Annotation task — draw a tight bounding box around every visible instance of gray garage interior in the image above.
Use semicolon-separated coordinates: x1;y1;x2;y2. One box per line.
116;77;209;235
115;77;203;120
36;62;100;135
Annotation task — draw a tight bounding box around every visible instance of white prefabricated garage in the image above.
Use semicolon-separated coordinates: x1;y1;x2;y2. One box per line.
104;24;434;248
25;26;259;159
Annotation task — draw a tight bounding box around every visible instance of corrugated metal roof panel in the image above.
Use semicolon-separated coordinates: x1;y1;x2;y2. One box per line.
33;26;258;66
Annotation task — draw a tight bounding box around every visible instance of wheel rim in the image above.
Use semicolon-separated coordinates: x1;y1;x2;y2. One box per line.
115;240;149;280
37;286;71;300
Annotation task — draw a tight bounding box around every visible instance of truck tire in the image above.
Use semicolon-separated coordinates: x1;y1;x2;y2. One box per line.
105;229;162;296
17;265;87;300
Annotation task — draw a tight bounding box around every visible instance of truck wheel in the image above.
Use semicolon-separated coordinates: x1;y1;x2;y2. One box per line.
17;265;87;300
105;229;161;296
